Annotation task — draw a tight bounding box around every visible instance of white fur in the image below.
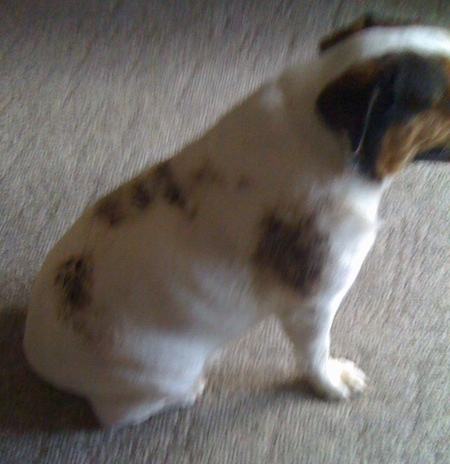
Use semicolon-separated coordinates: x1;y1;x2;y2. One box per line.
23;25;450;427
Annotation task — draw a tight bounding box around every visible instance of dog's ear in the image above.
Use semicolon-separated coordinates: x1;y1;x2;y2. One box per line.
319;14;419;52
316;55;387;150
317;54;450;179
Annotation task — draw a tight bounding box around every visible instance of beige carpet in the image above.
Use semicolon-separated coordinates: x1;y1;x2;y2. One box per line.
1;1;449;463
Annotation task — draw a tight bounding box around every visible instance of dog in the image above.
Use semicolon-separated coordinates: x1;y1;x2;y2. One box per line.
23;16;450;427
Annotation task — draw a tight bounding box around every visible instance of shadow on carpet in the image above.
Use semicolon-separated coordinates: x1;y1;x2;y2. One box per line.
0;309;98;432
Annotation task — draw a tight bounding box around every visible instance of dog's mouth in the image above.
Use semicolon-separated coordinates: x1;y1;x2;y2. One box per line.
413;146;450;162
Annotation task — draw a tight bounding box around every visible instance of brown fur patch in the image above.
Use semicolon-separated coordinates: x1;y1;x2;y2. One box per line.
94;160;192;225
55;255;94;320
154;161;188;210
191;160;225;186
320;15;419;52
130;175;157;210
94;194;126;226
254;212;330;295
377;107;450;177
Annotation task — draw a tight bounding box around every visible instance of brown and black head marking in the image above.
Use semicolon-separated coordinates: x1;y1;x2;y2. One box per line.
317;51;450;180
254;211;330;296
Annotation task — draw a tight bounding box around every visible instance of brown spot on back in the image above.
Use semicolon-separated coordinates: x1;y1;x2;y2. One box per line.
154;160;188;210
55;255;94;320
93;160;193;225
94;194;125;226
55;256;114;345
131;176;157;210
191;161;225;186
164;182;185;206
254;213;330;295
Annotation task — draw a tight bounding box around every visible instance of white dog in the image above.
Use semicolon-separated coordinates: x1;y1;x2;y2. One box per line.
24;17;450;427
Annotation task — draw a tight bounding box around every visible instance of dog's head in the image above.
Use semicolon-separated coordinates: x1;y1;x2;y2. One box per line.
317;16;450;180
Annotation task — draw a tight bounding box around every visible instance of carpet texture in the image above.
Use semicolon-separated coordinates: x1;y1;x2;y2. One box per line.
1;1;449;463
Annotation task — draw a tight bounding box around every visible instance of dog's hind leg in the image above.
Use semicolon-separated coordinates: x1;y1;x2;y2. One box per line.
89;375;207;427
90;393;170;428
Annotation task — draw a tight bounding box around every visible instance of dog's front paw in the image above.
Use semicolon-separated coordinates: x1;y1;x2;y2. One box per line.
305;358;367;401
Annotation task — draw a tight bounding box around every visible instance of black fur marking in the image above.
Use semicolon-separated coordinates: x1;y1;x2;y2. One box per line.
154;161;188;210
95;196;125;226
131;178;157;209
55;255;93;318
95;161;191;224
164;182;185;206
191;162;225;186
254;213;330;295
